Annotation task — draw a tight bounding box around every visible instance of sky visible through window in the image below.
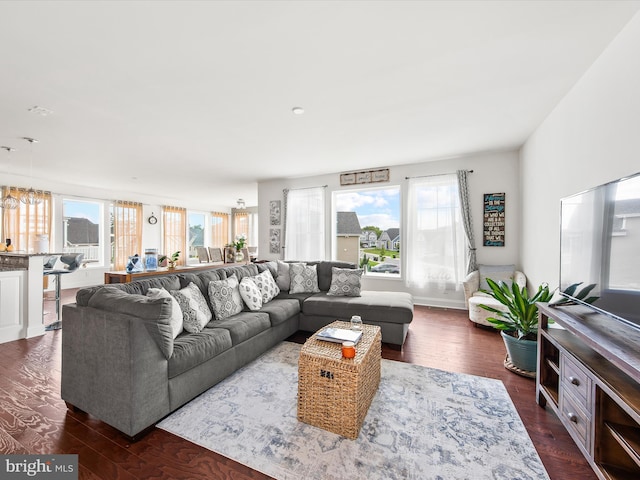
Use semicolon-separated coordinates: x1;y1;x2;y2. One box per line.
64;199;100;224
335;187;400;230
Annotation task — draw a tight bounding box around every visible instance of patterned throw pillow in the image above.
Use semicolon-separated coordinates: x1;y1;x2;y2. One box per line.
239;277;263;311
170;282;212;333
147;287;184;338
253;270;280;304
289;263;320;294
208;274;244;320
327;267;363;297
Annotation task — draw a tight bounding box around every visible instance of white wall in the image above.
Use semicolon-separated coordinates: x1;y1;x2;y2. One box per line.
258;149;520;308
520;12;640;289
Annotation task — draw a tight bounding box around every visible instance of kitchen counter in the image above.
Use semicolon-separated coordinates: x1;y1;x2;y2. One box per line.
0;253;50;344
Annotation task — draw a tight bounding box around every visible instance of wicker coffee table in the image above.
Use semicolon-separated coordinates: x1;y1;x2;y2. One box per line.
297;320;381;439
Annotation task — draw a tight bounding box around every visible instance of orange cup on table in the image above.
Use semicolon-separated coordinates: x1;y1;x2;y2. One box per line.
342;341;356;359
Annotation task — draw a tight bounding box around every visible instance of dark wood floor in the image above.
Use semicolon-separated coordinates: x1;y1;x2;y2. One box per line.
0;290;596;479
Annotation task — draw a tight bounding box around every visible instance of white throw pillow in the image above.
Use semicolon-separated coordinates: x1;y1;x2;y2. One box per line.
208;274;244;320
289;263;320;294
170;282;212;333
147;287;184;338
253;270;280;304
239;277;263;311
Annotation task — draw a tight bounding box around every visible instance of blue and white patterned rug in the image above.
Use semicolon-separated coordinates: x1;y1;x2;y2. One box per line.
158;342;549;480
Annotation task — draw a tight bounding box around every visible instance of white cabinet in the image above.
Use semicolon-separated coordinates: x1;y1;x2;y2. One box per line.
0;270;25;343
0;254;46;344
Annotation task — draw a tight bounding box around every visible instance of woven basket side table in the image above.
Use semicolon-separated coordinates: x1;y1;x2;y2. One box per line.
297;321;381;439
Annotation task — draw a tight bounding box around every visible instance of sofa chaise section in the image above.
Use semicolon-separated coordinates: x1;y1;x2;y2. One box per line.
300;290;414;346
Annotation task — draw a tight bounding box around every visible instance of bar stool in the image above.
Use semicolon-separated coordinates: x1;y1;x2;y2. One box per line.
44;253;84;331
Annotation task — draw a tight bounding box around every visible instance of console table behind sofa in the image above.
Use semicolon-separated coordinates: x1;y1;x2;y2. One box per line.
104;262;242;284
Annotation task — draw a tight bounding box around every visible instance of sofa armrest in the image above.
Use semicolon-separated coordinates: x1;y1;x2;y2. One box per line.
61;304;171;438
462;271;480;308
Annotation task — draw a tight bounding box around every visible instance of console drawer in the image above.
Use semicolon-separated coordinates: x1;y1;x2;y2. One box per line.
560;389;591;453
561;355;591;409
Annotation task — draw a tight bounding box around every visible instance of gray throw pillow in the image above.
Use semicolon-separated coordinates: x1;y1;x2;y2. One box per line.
147;287;184;338
478;264;516;291
327;267;363;297
276;260;292;291
289;263;320;294
170;282;212;333
208;274;244;320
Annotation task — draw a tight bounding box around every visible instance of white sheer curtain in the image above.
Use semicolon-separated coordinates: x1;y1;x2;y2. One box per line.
284;187;325;260
406;174;467;292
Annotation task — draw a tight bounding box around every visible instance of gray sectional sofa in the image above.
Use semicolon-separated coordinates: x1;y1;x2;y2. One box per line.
61;261;413;438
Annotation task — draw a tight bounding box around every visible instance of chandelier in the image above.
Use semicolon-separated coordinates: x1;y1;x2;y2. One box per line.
20;137;42;205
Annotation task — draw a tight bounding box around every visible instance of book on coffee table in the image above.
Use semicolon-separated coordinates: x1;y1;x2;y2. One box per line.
316;327;363;345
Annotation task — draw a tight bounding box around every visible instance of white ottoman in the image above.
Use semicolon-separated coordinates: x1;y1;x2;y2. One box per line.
468;296;507;327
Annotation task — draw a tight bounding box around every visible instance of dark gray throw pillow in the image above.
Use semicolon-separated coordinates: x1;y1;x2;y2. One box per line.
327;267;363;297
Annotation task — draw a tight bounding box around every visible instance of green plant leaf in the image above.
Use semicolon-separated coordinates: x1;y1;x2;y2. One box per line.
479;278;555;338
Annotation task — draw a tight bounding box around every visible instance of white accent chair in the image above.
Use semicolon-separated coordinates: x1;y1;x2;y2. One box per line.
462;265;527;327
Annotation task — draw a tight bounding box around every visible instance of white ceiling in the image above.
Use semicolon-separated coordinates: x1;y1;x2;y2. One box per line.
1;0;639;209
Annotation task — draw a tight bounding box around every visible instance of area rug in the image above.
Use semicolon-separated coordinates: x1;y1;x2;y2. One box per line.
158;342;549;480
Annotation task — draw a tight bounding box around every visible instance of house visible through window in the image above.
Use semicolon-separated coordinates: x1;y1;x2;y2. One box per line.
188;212;206;259
334;186;401;276
63;199;102;264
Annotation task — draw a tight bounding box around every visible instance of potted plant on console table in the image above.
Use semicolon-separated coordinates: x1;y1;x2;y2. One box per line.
479;279;554;375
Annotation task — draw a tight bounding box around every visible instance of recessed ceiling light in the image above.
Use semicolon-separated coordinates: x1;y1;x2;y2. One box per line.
292;107;305;115
28;106;53;116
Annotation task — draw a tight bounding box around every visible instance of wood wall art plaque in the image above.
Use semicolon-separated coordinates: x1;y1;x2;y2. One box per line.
483;192;505;247
340;168;389;186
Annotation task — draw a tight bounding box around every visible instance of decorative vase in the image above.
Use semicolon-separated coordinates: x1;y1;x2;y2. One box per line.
235;249;244;263
501;331;538;372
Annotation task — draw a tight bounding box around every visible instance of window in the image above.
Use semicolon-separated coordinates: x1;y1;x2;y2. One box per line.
63;198;102;264
211;212;229;248
406;174;467;291
188;212;206;259
334;186;401;275
234;211;249;245
163;206;186;266
285;187;325;260
112;201;142;270
1;187;52;253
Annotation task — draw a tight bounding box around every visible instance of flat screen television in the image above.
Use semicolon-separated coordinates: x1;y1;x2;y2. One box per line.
559;172;640;330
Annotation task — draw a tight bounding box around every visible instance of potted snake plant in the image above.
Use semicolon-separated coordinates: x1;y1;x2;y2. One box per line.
479;278;554;372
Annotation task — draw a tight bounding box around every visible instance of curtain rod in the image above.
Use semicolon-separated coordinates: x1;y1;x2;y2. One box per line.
284;185;328;191
405;169;473;180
